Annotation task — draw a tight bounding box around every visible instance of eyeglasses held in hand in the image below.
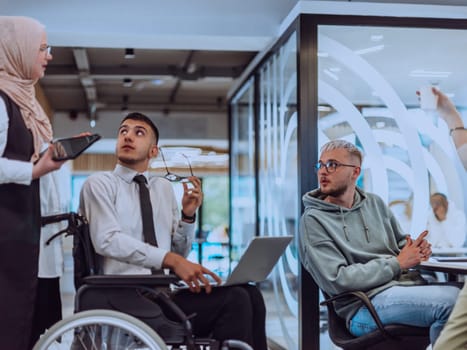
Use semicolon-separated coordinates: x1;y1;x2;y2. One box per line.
159;149;194;182
314;160;358;173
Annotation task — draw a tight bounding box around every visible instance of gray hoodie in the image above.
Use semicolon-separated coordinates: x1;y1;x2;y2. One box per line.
299;187;424;326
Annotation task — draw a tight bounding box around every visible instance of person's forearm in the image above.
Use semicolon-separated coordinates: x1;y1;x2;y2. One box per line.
443;110;466;149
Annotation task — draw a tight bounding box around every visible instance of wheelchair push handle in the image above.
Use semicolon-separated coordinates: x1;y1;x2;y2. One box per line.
41;212;75;226
41;212;87;246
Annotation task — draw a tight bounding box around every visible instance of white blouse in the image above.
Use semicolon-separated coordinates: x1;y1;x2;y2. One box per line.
0;98;33;184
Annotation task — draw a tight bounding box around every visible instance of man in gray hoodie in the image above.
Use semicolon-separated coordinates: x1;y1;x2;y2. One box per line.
299;139;459;346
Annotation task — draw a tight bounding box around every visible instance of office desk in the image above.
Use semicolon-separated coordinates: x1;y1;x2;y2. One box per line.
432;247;467;256
419;259;467;281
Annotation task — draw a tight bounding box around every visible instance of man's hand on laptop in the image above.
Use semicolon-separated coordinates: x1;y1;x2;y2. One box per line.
163;252;222;294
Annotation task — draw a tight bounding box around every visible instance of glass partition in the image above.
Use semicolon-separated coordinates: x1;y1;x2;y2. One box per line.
317;25;466;237
257;32;299;349
230;14;467;350
230;77;257;257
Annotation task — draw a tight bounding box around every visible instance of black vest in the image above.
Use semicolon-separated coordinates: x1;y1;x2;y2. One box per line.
0;90;40;244
0;90;41;349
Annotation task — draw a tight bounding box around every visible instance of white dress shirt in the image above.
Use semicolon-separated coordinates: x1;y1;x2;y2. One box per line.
0;98;33;184
79;164;195;275
426;201;466;249
38;168;69;278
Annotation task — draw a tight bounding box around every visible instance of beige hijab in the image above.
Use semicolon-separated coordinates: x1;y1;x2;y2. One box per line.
0;16;53;161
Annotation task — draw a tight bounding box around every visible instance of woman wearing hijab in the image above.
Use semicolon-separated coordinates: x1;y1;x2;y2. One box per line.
0;16;65;349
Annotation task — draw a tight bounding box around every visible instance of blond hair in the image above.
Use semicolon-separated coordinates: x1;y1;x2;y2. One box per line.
320;140;363;165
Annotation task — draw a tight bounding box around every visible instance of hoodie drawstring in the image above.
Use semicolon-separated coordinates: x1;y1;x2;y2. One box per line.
339;207;370;243
339;207;350;241
359;210;370;243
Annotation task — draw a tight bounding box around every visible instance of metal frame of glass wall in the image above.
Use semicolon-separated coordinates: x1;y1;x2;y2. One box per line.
229;13;467;350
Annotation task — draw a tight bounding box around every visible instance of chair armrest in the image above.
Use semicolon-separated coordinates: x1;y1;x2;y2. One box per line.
83;274;179;286
320;290;391;339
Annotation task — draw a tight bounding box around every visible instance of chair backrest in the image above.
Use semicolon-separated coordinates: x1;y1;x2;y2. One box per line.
42;212;99;289
321;290;430;350
71;213;99;289
321;291;368;347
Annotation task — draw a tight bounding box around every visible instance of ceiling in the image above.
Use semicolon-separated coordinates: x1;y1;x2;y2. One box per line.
3;0;467;144
42;47;257;116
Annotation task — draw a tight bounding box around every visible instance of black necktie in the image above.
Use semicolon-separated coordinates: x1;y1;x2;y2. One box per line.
133;175;158;247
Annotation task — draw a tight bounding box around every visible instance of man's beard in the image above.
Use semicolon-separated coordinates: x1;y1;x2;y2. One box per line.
118;154;141;165
320;182;348;198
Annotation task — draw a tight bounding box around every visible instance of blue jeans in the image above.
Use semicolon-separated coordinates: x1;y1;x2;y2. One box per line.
349;285;459;344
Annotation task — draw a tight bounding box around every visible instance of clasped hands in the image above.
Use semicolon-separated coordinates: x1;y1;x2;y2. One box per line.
397;230;432;270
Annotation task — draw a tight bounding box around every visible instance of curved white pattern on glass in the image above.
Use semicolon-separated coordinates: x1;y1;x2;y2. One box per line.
319;34;431;233
363;107;464;211
318;80;389;201
257;33;299;349
231;23;467;350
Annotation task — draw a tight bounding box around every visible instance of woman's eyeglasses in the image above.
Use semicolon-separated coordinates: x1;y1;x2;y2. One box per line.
159;149;194;182
39;45;52;55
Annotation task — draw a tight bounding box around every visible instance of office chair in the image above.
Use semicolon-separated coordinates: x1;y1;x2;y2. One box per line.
321;290;430;350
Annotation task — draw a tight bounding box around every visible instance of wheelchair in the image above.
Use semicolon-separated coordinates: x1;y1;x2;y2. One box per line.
34;212;253;350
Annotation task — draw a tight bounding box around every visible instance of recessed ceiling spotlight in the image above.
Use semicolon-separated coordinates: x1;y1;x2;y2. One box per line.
124;48;135;59
151;79;164;86
123;78;133;87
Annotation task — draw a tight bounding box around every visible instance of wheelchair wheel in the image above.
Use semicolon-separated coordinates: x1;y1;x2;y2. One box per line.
33;309;167;350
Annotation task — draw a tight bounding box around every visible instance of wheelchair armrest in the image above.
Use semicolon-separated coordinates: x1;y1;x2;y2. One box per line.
320;290;391;339
83;274;179;286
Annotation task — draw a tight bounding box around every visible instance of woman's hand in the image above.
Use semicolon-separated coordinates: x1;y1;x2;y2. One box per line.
32;143;65;179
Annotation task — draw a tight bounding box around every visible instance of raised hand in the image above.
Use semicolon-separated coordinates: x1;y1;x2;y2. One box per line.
181;176;203;217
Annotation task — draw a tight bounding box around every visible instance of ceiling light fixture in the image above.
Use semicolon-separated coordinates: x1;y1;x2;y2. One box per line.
123;78;133;87
329;67;341;73
151;79;164;86
323;69;339;81
409;69;452;78
354;44;385;55
121;95;129;112
89;103;97;128
124;48;135;59
318;105;332;112
370;34;384;42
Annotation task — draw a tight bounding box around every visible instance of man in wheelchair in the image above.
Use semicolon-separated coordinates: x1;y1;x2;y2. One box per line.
78;112;267;350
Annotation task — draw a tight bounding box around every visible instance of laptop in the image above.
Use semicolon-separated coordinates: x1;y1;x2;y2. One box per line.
174;235;293;289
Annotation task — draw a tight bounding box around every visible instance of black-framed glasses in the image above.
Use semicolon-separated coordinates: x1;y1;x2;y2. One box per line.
159;148;194;182
314;160;358;173
39;45;52;55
